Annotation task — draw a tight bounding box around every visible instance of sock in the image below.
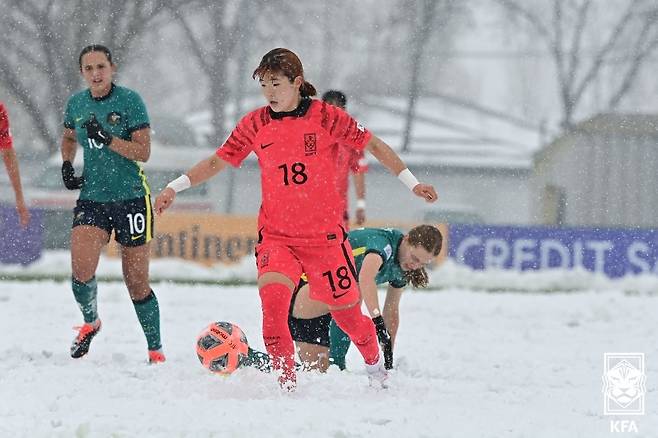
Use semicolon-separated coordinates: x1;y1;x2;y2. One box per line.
132;290;162;351
243;347;273;372
259;283;295;383
330;305;380;366
72;276;98;323
328;319;351;370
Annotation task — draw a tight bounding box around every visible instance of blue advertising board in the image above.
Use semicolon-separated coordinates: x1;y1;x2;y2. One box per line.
0;204;43;265
449;224;658;278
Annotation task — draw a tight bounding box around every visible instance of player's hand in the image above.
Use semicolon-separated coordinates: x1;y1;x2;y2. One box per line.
413;183;437;203
372;316;393;370
16;201;30;228
355;208;366;225
83;114;113;145
154;187;176;215
61;160;84;190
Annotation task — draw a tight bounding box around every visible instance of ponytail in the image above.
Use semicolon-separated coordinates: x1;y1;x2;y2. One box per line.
300;80;317;98
404;268;429;288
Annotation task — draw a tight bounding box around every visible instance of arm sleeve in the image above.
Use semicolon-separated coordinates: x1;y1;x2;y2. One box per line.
364;249;386;265
321;103;372;151
127;91;150;133
389;277;408;289
215;111;258;167
350;149;369;174
0;103;13;150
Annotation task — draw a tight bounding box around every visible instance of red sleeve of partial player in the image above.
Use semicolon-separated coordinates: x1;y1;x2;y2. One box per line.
216;107;270;167
319;102;372;151
0;102;13;150
350;149;369;174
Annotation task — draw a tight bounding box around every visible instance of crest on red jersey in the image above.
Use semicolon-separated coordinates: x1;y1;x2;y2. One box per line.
304;133;317;156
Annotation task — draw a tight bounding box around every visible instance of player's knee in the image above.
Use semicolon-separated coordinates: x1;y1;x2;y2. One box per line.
289;313;331;347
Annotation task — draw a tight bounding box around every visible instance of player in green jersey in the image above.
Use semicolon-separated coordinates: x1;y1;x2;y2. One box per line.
288;225;442;372
60;45;164;363
244;225;442;373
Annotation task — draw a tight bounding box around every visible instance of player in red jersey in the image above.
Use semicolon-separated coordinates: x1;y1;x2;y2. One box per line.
322;90;367;228
155;48;437;390
0;102;30;227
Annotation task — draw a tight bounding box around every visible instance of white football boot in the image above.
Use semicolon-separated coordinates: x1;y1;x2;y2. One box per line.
365;354;389;389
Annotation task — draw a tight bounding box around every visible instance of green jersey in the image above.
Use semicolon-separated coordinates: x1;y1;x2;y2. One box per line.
63;83;151;202
348;228;407;289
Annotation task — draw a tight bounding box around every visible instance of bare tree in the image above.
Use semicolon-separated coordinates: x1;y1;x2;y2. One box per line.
399;0;465;152
0;0;184;154
169;0;327;145
495;0;658;130
169;1;266;143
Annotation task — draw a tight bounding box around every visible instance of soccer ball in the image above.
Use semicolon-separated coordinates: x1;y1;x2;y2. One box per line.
196;321;249;375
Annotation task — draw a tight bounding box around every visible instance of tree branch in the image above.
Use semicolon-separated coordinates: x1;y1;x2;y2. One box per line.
565;0;591;94
607;20;658;109
169;8;213;73
570;0;638;106
0;60;55;146
495;0;552;41
552;0;569;114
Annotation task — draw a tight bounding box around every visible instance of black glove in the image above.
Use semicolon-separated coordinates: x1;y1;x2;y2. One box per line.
83;113;113;145
373;315;393;370
61;160;84;190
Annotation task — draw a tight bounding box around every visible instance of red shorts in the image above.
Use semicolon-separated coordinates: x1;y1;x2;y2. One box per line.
255;238;360;307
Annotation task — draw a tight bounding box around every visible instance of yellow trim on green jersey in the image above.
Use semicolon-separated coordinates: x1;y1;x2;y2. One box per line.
137;163;151;196
352;246;367;257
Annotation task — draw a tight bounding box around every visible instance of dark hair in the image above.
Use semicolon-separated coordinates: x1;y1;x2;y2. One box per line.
322;90;347;108
79;45;113;70
252;48;317;97
403;225;443;288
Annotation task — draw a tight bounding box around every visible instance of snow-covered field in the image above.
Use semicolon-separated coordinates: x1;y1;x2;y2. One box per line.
1;277;656;437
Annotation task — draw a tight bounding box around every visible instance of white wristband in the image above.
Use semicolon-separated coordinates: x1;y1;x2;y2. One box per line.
166;174;191;193
355;199;366;210
398;168;419;191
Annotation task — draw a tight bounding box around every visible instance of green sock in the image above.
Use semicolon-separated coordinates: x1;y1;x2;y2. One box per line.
329;319;351;370
132;291;162;351
72;276;98;323
242;347;273;372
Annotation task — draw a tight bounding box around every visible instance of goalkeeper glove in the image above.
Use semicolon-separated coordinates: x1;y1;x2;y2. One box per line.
373;315;393;370
61;160;84;190
83;113;113;145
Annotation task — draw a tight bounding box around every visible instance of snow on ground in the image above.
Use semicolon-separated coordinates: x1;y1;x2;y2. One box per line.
0;279;656;437
6;250;658;295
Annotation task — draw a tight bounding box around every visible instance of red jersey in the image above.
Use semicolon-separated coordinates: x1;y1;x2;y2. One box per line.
0;102;13;150
335;146;368;217
216;99;372;245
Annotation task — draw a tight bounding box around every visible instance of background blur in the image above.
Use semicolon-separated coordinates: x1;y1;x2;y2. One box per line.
1;0;658;268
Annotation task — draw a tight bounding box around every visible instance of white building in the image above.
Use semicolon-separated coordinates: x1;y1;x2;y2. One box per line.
532;114;658;228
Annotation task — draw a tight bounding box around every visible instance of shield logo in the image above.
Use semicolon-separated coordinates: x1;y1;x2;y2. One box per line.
304;133;317;156
602;353;646;415
107;111;122;125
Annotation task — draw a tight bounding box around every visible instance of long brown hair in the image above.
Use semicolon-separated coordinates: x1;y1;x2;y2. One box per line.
403;225;443;288
252;48;317;97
